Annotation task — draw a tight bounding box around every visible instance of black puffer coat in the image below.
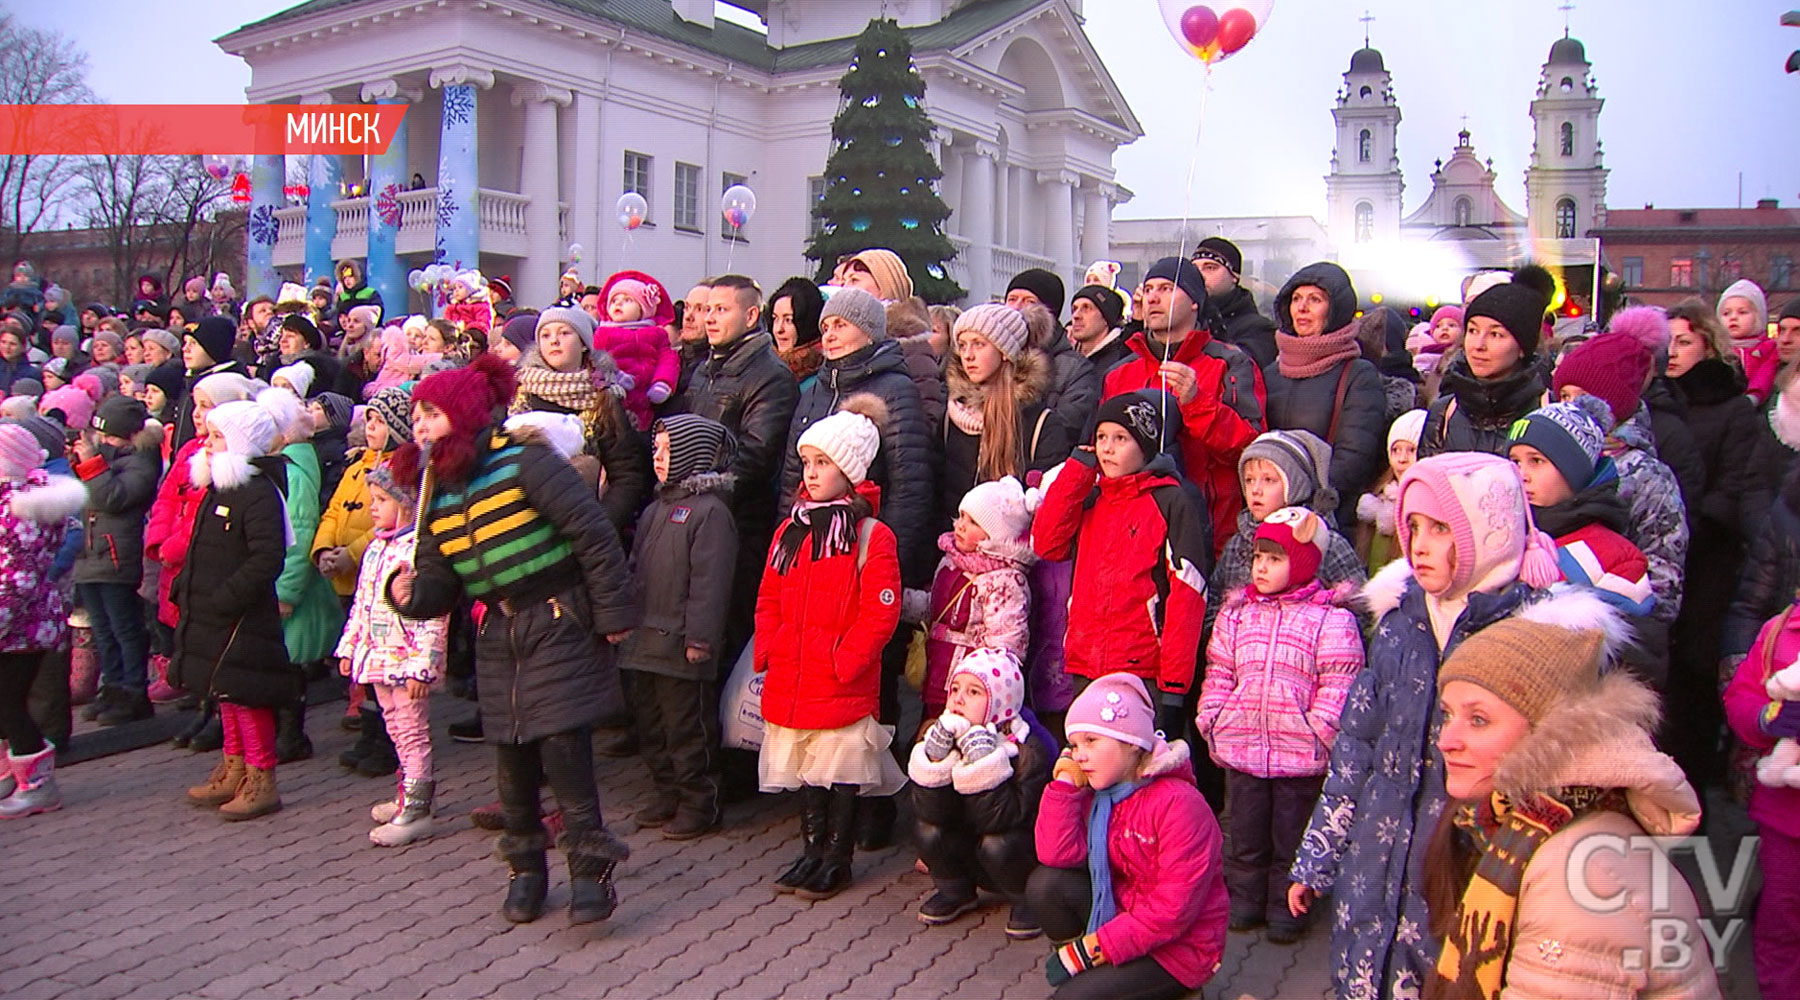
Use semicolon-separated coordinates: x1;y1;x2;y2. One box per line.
1641;375;1706;526
937;347;1074;531
1037;332;1100;441
1419;357;1548;458
1723;466;1800;658
1211;284;1278;370
1265;263;1388;530
620;472;737;682
170;456;301;707
782;340;936;586
1673;360;1770;539
683;329;800;545
72;441;160;587
398;429;637;743
911;732;1053;893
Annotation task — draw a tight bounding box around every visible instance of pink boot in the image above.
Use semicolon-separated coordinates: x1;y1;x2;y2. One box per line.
146;654;183;704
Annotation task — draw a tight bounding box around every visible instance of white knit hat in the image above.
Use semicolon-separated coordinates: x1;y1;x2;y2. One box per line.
271;362;314;397
207;400;279;458
1388;408;1427;454
255;386;313;443
958;475;1034;546
797;408;880;485
954;303;1030;361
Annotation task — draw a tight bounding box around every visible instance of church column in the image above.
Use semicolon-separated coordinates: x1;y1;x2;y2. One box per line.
961;141;997;304
361;78;417;317
1039;170;1077;284
1080;183;1110;267
513;81;572;310
245;152;286;301
298;93;341;286
429;64;494;273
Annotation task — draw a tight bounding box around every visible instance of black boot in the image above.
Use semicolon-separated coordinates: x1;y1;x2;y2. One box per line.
189;711;224;753
795;784;858;901
355;717;399;778
274;699;312;763
496;830;549;923
774;785;832;893
338;707;381;769
856;793;896;851
562;828;631;924
172;700;214;749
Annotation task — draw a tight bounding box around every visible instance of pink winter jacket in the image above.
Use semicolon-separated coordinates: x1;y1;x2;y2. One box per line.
1737;338;1780;406
144;436;206;628
1725;610;1800;839
1197;581;1364;778
1034;741;1229;989
362;327;440;401
592;321;678;431
0;471;84;653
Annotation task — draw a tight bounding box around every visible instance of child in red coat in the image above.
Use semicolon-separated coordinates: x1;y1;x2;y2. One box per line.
755;394;907;900
1029;673;1229;999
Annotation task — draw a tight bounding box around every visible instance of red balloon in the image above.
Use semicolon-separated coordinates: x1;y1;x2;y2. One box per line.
1180;6;1219;49
1216;8;1257;55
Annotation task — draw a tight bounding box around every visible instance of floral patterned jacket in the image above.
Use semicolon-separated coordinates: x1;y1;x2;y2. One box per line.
0;472;87;653
335;526;448;686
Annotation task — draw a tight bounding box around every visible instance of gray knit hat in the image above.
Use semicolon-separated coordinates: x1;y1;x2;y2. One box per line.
820;287;887;343
652;413;735;486
953;303;1029;360
120;364;152;389
1239;428;1337;516
535;306;597;352
365;463;418;510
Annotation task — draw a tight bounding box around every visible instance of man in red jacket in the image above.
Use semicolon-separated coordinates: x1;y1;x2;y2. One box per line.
1104;257;1265;557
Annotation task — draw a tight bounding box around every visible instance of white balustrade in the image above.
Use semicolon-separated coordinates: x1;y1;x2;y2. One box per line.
271;206;306;268
991;246;1056;297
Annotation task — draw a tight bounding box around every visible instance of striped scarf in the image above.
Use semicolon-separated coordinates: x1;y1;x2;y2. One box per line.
770;498;858;575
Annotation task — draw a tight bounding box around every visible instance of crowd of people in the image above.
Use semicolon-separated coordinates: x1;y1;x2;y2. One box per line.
4;240;1799;999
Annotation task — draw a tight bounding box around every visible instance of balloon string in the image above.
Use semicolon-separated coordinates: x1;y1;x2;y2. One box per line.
1163;62;1214;438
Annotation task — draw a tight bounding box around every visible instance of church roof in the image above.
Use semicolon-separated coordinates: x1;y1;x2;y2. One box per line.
1547;35;1588;67
1348;46;1385;74
232;0;1045;73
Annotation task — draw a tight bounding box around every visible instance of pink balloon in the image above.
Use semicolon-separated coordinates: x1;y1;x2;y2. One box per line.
1217;8;1257;55
1180;6;1219;49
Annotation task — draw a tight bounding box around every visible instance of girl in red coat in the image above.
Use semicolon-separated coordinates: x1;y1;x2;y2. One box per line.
1029;672;1229;999
755;394;908;901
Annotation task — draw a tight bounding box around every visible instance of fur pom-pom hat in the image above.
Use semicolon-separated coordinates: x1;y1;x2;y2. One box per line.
1396;452;1560;596
1607;305;1672;359
390;353;519;486
797;392;885;486
958;475;1038;557
1464;263;1554;359
1552;332;1648;431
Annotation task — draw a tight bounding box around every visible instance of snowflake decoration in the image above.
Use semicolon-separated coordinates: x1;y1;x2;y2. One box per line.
248;204;279;246
1335;900;1352;930
442;86;474;126
1395;916;1422;945
1376;815;1401;844
436;186;458;229
375;183;403;228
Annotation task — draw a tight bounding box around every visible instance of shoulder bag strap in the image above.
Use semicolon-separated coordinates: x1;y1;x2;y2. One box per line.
1324;362;1354;443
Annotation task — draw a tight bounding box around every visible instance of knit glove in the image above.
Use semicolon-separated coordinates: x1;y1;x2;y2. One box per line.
901;588;930;623
922;720;960;763
956;724;1000;762
1156;691;1188;739
1763;702;1800;740
1052;750;1087;788
647;381;672;404
617;371;636;391
1045;934;1106;986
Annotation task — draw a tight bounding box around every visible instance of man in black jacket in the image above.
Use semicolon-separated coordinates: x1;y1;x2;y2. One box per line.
1068;284;1134;378
1194;237;1277;369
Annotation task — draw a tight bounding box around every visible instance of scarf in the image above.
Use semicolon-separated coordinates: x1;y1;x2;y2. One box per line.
1084;779;1143;936
770;497;858;575
947;396;984;436
780;342;822;383
1275;323;1361;379
1435;786;1627;1000
512;364;605;415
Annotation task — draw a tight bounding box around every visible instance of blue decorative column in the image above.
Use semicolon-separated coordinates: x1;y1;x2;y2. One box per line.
304;153;341;285
246;153;285;301
432;74;483;273
363;80;414;319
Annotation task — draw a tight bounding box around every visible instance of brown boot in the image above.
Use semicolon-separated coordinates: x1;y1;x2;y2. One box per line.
219;766;281;821
187;754;245;807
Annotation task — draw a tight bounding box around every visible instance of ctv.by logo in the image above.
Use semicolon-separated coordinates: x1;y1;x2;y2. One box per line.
1565;834;1756;973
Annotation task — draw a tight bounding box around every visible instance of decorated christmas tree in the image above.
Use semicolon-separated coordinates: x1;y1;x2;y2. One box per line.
806;18;964;304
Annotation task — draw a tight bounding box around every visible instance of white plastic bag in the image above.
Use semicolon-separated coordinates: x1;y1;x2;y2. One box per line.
719;638;765;752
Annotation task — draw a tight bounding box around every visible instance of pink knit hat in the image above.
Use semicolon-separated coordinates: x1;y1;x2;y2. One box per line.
1065;673;1158;751
1429;305;1464;330
39;385;96;431
0;423;46;479
1395;452;1559;596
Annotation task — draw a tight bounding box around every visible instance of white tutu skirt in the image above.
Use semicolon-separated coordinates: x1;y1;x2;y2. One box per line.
758;718;909;796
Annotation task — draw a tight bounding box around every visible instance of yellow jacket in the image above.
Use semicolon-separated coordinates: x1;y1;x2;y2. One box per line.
311;447;381;596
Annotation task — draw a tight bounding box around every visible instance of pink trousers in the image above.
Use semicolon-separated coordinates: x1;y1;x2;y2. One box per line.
220;703;277;769
374;682;433;785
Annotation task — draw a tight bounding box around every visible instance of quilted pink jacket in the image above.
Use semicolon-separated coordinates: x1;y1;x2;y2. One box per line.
1197;580;1364;778
592;321;678;432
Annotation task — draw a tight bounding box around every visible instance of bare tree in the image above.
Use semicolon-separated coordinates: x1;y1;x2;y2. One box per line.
74;153;169;304
0;14;93;266
149;157;236;291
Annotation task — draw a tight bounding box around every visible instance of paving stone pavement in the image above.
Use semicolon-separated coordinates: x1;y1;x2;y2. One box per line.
0;699;1756;999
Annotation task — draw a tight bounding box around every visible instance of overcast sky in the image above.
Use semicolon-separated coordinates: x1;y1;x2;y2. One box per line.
11;0;1799;222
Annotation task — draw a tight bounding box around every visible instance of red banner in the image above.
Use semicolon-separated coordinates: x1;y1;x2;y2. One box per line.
0;105;409;155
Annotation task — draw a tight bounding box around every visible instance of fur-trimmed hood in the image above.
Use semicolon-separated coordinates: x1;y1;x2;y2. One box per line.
1139;738;1193;781
658;470;735;501
1491;670;1700;838
937;530;1034;573
1359;556;1416;618
945;345;1051;412
6;473;86;523
1772;386;1800;452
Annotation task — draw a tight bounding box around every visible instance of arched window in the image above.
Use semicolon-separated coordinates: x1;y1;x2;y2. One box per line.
1358;129;1372;163
1453;197;1473;227
1359;85;1372;99
1355;202;1375;243
1555;198;1577;239
1560;122;1574;157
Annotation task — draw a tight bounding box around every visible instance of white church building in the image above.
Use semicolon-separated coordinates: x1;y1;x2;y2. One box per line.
222;0;1142;308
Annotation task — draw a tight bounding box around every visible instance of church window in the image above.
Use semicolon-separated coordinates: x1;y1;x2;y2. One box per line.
1355;202;1374;243
1670;258;1693;288
1554;198;1577;238
1453;197;1473;227
1360;86;1372;99
1560;76;1575;93
1621;257;1644;287
1358;130;1372;163
1559;122;1574;157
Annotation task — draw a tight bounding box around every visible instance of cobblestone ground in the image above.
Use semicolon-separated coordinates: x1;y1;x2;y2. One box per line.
0;699;1758;999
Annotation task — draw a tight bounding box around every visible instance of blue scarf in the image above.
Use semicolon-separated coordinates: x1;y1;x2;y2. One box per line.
1085;779;1143;935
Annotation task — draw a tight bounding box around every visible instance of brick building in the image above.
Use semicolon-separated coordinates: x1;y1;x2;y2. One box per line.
10;211;245;315
1595;199;1800;315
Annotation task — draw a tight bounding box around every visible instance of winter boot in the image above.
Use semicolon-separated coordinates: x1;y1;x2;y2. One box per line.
0;748;61;819
370;779;437;847
146;654;183;704
96;689;154;726
186;754;245;807
449;712;484;743
371;777;403;824
795;784;858;901
173;701;214;750
0;741;11;800
80;685;116;722
354;715;399;777
218;766;281;821
274;699;312;764
636;795;678;829
855;793;897;851
563;828;631;924
338;707;383;769
774;785;831;893
497;830;550;923
189;712;224;753
916;882;979;925
1005;900;1043;941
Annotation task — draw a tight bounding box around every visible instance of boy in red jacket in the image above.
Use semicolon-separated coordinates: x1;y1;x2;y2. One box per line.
755;394;907;901
1032;390;1209;737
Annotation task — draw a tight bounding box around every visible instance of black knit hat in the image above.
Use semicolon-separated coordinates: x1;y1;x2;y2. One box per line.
1072;285;1125;329
653;413;735;486
91;395;148;439
1145;256;1209;314
1780;297;1800;324
1093;389;1177;458
1007;268;1066;318
186;316;236;368
1465;279;1551;360
1192;236;1243;277
144;361;185;411
313;391;354;432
